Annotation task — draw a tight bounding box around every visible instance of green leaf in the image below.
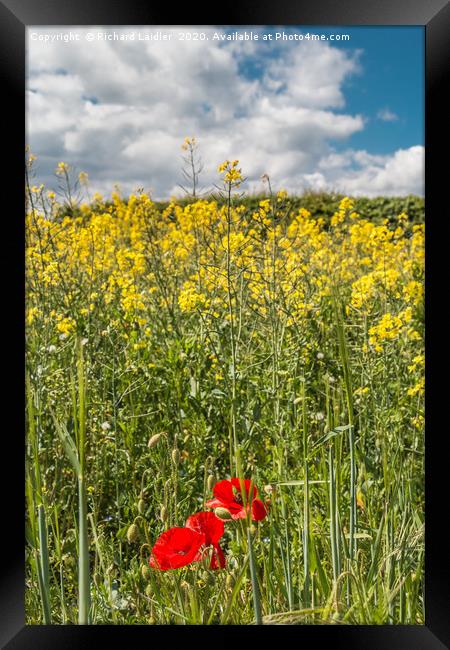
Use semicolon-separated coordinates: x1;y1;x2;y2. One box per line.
312;425;352;449
51;412;81;476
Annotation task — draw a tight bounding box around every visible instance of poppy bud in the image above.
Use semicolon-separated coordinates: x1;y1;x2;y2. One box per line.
137;498;146;515
148;616;156;625
171;448;180;465
141;564;151;580
214;507;232;521
226;574;235;590
148;433;163;448
207;475;215;492
160;505;168;522
145;584;153;597
127;523;140;544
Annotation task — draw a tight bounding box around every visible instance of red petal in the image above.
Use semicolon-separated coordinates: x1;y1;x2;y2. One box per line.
149;554;160;569
186;511;224;545
206;498;243;515
210;544;226;569
205;497;225;509
252;499;268;521
212;479;234;503
149;527;204;571
230;478;259;500
230;507;247;520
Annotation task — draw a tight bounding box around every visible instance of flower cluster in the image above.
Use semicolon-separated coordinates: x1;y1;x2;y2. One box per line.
150;512;225;570
218;160;243;187
181;136;196;151
149;479;267;571
206;478;268;522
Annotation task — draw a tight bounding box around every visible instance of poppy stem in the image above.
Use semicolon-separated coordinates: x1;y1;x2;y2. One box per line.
37;504;52;624
77;341;90;625
247;527;263;625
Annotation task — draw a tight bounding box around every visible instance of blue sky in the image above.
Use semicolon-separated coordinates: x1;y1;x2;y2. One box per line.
329;27;424;153
233;26;424;153
27;26;424;198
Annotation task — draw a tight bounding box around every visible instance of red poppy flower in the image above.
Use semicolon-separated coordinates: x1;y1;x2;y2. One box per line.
206;478;268;522
186;511;226;569
149;527;205;570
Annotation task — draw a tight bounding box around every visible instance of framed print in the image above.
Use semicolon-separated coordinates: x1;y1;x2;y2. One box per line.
1;0;449;647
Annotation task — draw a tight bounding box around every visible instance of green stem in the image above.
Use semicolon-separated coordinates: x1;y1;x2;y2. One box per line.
77;340;90;624
301;379;310;608
334;291;356;563
37;505;52;624
225;183;242;477
247;527;263;625
78;476;90;624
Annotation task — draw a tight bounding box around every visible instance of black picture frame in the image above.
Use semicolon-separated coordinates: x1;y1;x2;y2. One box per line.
1;0;448;647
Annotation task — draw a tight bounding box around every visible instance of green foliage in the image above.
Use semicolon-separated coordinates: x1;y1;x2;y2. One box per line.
25;183;424;626
154;191;424;225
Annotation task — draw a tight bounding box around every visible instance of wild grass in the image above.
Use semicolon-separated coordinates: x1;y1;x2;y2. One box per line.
25;155;424;625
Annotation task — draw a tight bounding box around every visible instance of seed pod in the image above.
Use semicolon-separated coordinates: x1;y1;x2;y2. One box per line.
171;448;180;465
141;564;152;580
207;474;215;492
202;570;214;586
62;554;75;569
214;507;233;521
160;505;168;523
148;433;163;449
126;523;140;544
137;498;146;515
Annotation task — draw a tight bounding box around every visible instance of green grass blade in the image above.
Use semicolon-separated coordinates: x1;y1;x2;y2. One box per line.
37;505;52;624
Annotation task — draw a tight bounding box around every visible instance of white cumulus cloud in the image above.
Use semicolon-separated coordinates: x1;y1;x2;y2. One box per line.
26;27;423;198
